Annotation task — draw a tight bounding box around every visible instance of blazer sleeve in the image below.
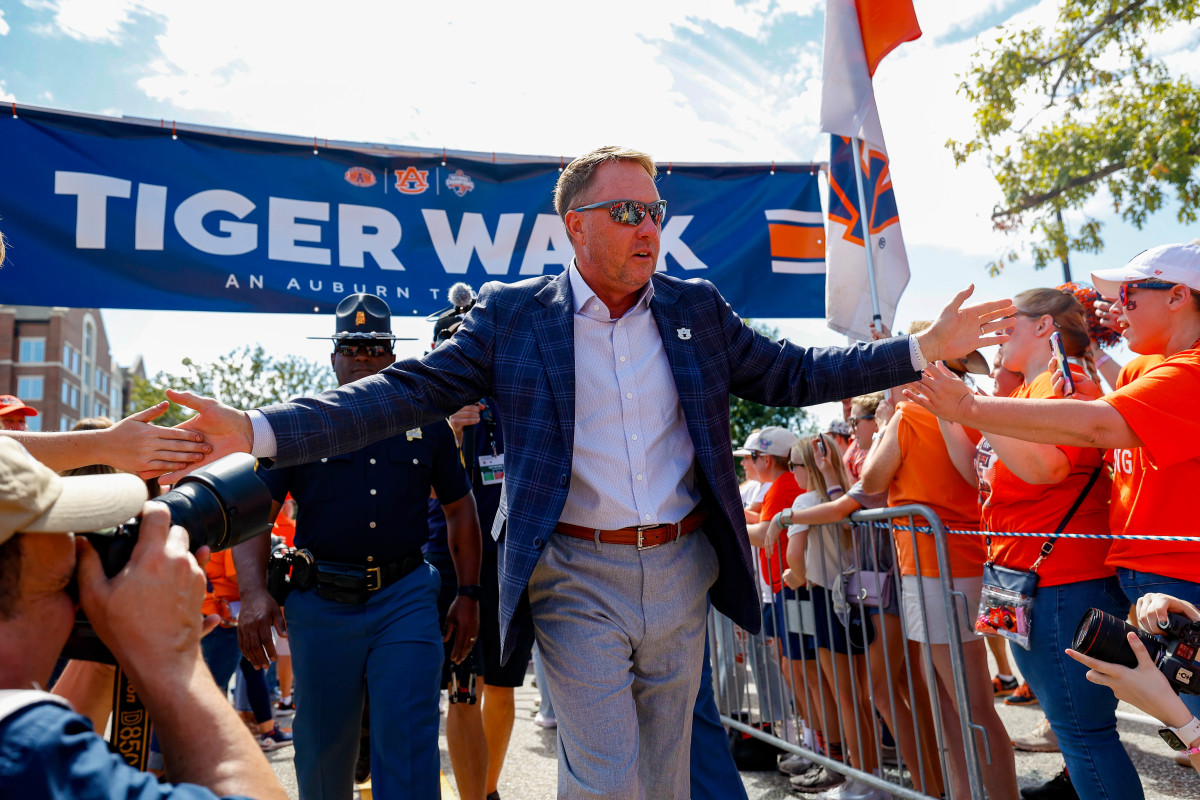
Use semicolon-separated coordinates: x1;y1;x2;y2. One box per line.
260;285;500;467
711;283;920;407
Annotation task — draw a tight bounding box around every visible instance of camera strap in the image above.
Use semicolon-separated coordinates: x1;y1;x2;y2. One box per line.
109;667;152;772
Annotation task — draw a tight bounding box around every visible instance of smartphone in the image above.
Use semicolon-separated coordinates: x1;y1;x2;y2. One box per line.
815;437;827;457
1049;331;1076;397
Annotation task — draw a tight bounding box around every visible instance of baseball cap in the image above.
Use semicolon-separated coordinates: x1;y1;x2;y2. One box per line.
0;395;37;418
732;431;762;457
1091;243;1200;299
0;438;148;545
825;419;852;438
751;426;797;457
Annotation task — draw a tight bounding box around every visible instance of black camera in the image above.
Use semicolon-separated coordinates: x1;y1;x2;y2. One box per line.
1073;607;1200;695
64;454;274;663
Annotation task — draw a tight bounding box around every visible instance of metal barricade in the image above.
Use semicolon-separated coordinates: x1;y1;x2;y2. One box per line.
710;504;994;799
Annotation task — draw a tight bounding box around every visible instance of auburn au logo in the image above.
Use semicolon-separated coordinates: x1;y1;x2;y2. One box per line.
344;167;376;187
395;166;430;195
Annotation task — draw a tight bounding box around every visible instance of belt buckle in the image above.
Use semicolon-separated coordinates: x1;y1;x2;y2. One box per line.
636;524;661;551
366;566;382;591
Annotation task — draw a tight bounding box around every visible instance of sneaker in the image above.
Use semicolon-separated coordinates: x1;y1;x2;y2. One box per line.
779;752;816;776
992;675;1019;696
257;727;293;751
275;698;295;712
790;765;846;794
1019;769;1078;800
1004;682;1038;706
1012;718;1059;752
534;711;557;729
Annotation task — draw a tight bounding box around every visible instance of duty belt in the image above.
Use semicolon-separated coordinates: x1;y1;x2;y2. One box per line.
314;553;424;604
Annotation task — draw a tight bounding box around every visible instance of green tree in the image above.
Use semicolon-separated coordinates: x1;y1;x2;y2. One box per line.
130;345;335;423
949;1;1200;276
728;322;815;454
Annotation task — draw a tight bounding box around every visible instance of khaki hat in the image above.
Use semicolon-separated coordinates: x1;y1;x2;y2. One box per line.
1092;243;1200;299
751;426;797;457
0;438;148;545
0;395;37;418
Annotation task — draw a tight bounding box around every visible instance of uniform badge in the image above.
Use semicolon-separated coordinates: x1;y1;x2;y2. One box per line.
677;327;692;340
406;427;423;440
355;311;366;326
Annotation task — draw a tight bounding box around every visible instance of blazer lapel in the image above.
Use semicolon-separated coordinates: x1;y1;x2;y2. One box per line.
533;272;577;456
650;276;711;458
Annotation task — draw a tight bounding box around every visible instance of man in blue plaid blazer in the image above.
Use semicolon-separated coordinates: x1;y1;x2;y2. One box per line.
172;146;1012;799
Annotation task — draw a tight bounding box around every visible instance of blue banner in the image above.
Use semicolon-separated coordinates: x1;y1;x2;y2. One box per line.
0;107;826;318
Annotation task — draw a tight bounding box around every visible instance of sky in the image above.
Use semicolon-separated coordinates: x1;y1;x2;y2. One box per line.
1;0;1198;425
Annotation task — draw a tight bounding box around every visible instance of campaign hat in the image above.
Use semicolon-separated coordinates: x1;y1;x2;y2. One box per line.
309;293;412;341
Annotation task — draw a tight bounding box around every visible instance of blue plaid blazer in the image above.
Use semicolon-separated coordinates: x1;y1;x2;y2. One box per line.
261;270;920;662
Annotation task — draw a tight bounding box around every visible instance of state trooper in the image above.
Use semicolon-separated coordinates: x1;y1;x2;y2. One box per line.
232;293;481;800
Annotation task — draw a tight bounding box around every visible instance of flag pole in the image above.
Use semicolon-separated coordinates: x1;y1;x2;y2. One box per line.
849;136;883;327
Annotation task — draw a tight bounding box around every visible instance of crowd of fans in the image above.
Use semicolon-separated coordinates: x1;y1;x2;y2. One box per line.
723;243;1200;800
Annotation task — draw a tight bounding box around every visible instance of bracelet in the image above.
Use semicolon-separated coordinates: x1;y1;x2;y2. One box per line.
1096;353;1112;367
777;510;792;527
826;484;844;495
1185;744;1200;757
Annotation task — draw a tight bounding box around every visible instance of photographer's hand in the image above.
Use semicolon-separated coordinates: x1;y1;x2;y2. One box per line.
1066;632;1193;728
76;501;285;800
1136;592;1200;633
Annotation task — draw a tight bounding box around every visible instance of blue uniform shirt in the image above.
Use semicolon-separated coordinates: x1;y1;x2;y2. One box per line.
259;422;470;564
424;401;504;558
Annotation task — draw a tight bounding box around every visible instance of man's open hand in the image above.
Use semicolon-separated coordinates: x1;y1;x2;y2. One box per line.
162;390;254;482
915;285;1015;363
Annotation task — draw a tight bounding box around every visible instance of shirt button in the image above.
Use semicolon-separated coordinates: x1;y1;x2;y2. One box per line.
592;304;600;311
631;434;638;441
644;514;652;521
560;474;568;486
320;458;328;463
533;537;542;547
369;521;377;529
413;458;419;464
370;489;377;496
637;474;643;481
370;458;376;465
620;356;626;362
626;392;632;399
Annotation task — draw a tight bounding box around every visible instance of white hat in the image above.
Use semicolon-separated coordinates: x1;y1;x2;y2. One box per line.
751;426;797;457
1091;243;1200;299
0;438;148;545
732;431;762;457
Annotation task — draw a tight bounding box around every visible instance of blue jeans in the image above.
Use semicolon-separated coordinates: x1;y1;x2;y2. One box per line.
691;629;749;800
1117;568;1200;719
1009;577;1142;800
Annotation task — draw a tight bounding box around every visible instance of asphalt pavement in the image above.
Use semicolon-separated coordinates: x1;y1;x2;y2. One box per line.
259;665;1199;799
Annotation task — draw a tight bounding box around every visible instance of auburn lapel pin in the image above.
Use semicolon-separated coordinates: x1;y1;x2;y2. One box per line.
677;327;692;340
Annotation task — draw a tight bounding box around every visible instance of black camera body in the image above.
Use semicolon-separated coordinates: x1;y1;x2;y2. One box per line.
1074;608;1200;695
64;454;273;663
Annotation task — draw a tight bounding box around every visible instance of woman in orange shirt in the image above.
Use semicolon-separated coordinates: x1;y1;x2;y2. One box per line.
939;288;1137;800
907;243;1200;737
861;333;1018;800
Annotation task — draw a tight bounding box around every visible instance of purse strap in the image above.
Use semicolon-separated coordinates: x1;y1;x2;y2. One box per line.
1028;465;1104;572
984;465;1104;568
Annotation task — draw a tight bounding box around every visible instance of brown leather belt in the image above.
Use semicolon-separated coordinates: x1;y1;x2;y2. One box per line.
554;510;706;550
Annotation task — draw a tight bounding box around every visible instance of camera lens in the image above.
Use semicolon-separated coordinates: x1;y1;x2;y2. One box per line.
164;453;273;552
1073;608;1162;669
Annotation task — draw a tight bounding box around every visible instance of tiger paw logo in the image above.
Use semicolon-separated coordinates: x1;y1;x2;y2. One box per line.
394;166;430;195
446;169;475;197
344;167;376;187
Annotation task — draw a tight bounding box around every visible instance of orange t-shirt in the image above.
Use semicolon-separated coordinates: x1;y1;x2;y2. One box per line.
976;368;1113;587
889;402;985;578
1103;346;1200;580
201;550;239;618
759;470;803;593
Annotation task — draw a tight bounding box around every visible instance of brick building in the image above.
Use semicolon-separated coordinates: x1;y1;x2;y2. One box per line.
0;306;124;432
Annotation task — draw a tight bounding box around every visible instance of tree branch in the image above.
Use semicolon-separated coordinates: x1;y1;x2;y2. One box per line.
1040;0;1149;105
992;160;1128;219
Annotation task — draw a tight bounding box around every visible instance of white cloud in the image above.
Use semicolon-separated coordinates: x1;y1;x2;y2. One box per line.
0;9;10;36
0;82;12;102
26;0;144;42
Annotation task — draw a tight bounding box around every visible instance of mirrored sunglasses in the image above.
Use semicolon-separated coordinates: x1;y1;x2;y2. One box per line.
335;343;392;358
1119;281;1174;310
571;199;668;227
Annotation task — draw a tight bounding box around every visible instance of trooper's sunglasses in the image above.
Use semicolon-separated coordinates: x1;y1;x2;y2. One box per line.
335;343;392;358
1119;281;1174;311
571;199;668;227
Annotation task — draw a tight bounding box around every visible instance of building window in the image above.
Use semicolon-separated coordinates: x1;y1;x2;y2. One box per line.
19;338;46;363
81;396;91;417
70;386;78;409
26;416;42;433
60;415;70;431
95;403;108;419
17;376;43;400
83;320;95;360
73;350;81;373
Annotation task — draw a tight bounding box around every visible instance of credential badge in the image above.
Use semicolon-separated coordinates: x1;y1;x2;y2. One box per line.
406;427;423;440
677;327;692;340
